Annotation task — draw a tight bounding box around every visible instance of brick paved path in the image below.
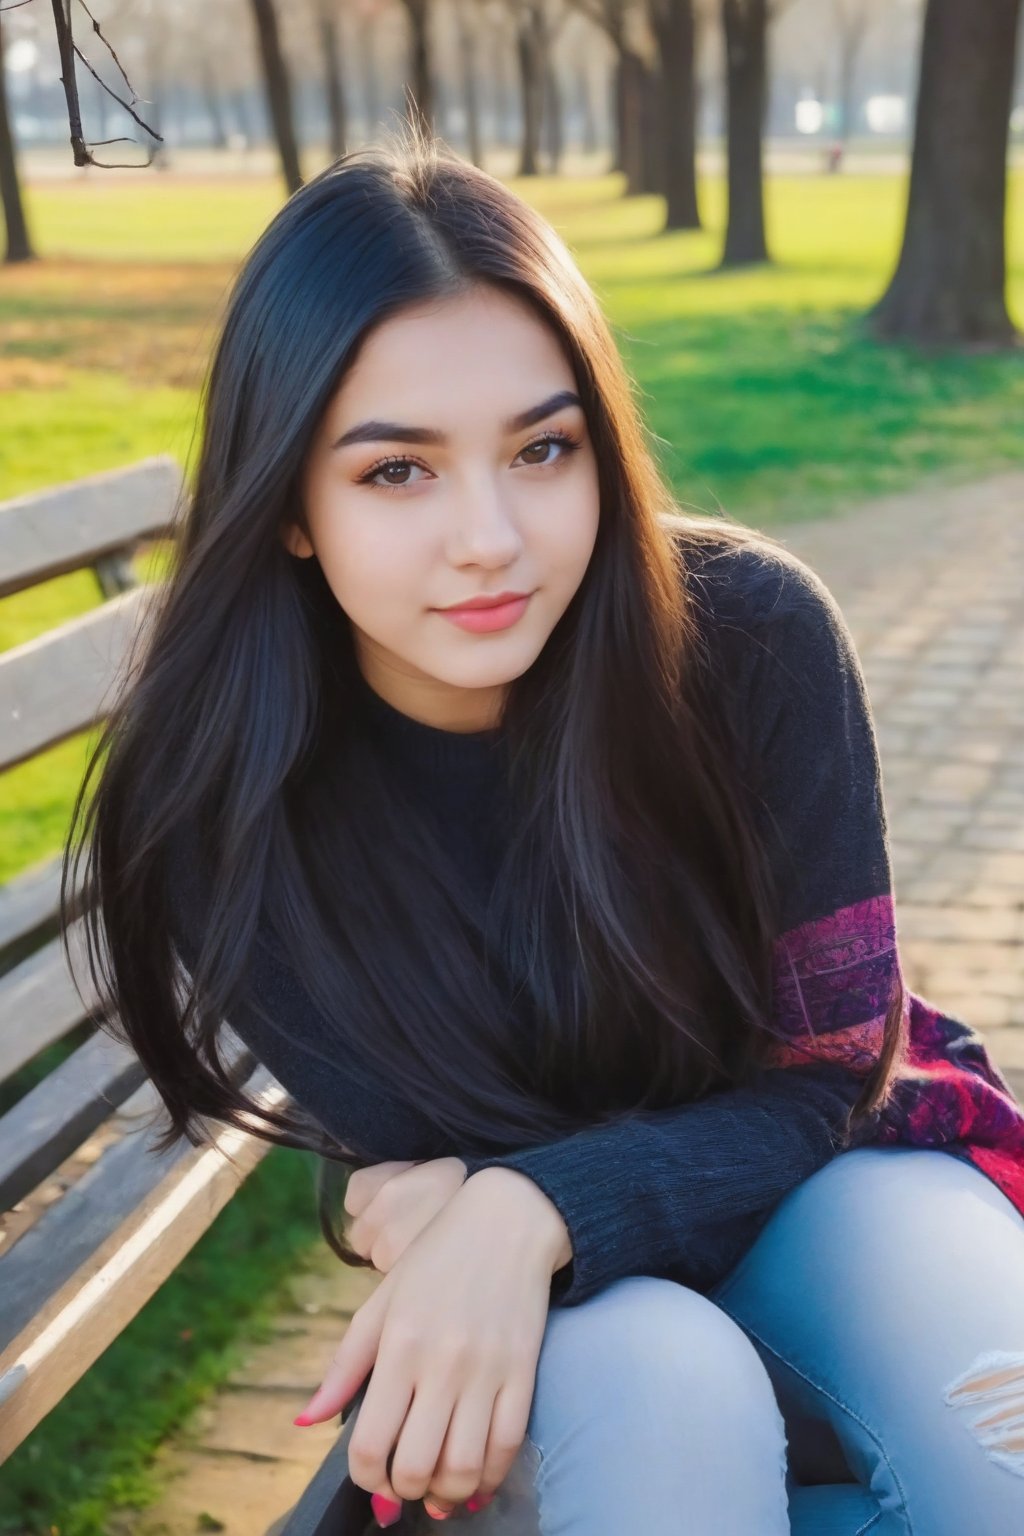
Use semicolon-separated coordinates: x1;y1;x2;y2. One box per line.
129;469;1024;1535
784;469;1024;1070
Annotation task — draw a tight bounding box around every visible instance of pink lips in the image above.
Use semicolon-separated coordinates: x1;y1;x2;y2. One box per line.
436;594;533;633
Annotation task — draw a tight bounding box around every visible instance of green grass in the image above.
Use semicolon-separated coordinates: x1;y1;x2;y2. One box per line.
1;160;1022;1530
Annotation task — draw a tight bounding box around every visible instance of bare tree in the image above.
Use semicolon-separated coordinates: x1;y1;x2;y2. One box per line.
648;0;701;227
316;0;348;159
398;0;435;135
868;0;1022;347
572;1;656;194
0;12;35;262
355;3;382;135
720;0;767;264
830;0;883;142
454;0;482;165
248;0;303;191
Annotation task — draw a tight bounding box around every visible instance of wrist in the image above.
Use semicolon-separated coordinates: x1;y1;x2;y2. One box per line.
460;1165;573;1276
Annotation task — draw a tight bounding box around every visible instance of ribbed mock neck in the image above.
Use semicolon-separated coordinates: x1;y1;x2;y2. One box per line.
353;666;508;777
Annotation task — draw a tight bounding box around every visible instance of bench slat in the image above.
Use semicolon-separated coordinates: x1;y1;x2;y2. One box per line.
0;854;64;954
0;1027;146;1210
0;920;99;1083
0;585;155;771
0;1062;282;1458
0;456;181;599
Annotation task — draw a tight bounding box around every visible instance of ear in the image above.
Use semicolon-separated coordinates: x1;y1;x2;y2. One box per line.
279;520;315;559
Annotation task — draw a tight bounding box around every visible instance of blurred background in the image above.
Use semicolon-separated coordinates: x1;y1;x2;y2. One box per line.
1;1;1022;1531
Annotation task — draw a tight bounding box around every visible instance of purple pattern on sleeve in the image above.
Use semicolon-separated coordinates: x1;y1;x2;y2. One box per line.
764;893;899;1074
763;897;1024;1216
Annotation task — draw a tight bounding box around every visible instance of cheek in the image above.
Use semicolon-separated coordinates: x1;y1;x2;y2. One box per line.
315;515;429;630
531;480;600;580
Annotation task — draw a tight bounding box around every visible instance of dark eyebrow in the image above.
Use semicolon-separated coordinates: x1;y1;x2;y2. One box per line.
330;389;584;451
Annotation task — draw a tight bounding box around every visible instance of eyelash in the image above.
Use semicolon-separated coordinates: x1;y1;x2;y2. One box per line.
356;429;583;495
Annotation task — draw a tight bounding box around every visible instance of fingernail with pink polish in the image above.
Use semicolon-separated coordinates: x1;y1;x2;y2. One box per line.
466;1491;495;1512
424;1500;452;1520
371;1492;403;1527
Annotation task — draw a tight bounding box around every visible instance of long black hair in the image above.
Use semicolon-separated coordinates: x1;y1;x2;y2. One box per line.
62;125;904;1273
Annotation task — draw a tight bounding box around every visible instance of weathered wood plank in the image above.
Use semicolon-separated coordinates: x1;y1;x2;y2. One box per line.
0;855;63;954
0;585;156;770
0;920;99;1084
0;456;181;599
0;1063;284;1459
0;1028;146;1209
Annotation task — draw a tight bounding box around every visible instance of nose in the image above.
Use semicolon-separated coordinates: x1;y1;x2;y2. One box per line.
445;472;524;568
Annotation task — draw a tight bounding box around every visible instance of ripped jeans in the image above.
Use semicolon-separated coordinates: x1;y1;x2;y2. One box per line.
336;1146;1024;1535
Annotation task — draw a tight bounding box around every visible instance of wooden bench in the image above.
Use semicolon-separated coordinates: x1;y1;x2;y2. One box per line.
0;456;446;1533
3;459;1022;1535
0;459;293;1478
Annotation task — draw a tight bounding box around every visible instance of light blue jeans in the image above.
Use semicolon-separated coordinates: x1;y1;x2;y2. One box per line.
336;1146;1024;1534
516;1146;1024;1535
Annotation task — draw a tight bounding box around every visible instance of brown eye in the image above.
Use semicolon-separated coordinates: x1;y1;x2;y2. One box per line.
517;431;582;468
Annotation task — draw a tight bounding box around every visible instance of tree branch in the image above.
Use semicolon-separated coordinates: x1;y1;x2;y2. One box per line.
49;0;163;168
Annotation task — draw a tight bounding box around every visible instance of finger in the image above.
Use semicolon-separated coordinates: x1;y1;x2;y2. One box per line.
385;1370;459;1509
421;1377;496;1514
477;1373;536;1500
345;1350;418;1506
344;1160;417;1218
294;1289;387;1426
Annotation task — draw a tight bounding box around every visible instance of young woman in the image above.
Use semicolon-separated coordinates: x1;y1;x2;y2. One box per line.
66;131;1024;1534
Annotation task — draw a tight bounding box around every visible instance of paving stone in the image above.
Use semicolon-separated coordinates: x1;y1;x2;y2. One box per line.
926;850;1024;884
925;970;1023;1002
893;808;975;842
125;1443;327;1536
924;995;1015;1029
977;1029;1024;1070
189;1384;339;1463
919;764;996;798
896;905;1021;942
959;825;1024;853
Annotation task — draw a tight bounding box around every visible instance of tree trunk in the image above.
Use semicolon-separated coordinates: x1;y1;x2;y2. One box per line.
637;55;662;193
0;19;34;262
721;0;769;266
248;0;303;191
400;0;434;136
200;59;229;149
488;21;515;146
516;13;543;175
356;14;380;134
651;0;701;229
455;0;482;165
319;7;347;160
576;62;597;155
543;61;563;172
616;49;650;193
93;68;109;143
868;0;1021;347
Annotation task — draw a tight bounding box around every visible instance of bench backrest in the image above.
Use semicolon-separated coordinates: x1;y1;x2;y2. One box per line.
0;458;286;1458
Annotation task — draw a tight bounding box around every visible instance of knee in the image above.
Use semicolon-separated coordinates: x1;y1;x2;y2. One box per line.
534;1275;784;1435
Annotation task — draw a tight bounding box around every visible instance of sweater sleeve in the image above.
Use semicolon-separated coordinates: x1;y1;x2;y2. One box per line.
458;548;903;1307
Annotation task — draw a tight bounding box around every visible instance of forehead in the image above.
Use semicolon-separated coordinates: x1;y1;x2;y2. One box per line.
330;287;574;422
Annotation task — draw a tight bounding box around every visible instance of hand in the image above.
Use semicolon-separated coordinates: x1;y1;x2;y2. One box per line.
294;1167;570;1517
345;1157;469;1274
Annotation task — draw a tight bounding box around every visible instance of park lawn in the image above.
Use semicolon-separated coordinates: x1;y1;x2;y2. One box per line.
0;162;1021;1532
